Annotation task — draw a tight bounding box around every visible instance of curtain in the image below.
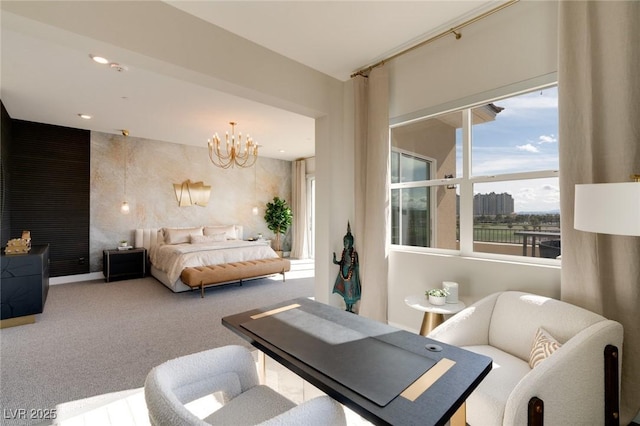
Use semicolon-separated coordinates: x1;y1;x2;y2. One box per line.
354;65;390;322
558;2;640;423
290;159;309;259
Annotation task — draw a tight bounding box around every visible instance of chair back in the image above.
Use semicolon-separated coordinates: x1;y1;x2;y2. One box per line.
488;291;606;361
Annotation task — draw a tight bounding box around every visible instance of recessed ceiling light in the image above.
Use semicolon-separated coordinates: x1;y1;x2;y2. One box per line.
78;113;92;120
89;54;109;64
279;149;286;153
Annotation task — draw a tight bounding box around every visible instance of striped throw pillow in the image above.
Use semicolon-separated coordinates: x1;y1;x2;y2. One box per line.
529;327;561;368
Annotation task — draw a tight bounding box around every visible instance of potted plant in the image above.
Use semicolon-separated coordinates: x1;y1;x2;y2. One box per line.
264;196;292;256
425;288;449;306
119;240;128;248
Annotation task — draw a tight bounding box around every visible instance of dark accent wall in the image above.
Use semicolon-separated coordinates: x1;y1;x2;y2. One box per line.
1;102;12;245
8;119;90;276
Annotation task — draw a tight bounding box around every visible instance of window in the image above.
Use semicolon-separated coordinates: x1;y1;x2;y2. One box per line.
390;85;560;261
391;150;435;246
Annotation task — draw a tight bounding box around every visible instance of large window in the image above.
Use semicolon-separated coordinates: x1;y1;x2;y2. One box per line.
390;85;560;261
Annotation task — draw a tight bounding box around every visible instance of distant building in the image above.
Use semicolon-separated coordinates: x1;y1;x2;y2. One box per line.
474;192;514;215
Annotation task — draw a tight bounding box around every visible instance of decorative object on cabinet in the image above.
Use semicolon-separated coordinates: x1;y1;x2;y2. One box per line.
1;244;49;328
208;121;259;169
5;231;32;254
173;179;211;207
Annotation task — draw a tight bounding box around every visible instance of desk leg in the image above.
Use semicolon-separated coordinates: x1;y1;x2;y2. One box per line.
419;312;444;336
450;402;466;426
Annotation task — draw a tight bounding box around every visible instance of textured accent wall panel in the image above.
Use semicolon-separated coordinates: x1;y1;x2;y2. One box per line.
9;120;90;276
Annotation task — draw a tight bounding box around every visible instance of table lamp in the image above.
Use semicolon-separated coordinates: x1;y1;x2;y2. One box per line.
574;176;640;236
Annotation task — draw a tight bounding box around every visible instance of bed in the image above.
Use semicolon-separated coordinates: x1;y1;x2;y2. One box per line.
134;225;282;293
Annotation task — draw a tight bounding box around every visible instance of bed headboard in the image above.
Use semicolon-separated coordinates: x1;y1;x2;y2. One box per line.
135;228;160;252
134;225;244;251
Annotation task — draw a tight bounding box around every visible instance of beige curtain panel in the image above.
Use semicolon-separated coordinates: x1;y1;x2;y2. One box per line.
354;65;390;322
558;1;640;423
290;159;309;259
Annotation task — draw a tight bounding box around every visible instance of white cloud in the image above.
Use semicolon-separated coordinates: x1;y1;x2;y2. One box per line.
538;134;557;144
516;143;539;153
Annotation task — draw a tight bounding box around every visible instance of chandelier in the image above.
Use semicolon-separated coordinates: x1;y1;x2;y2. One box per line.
208;121;259;169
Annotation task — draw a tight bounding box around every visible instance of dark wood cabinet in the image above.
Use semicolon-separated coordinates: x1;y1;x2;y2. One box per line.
103;248;146;282
1;244;50;326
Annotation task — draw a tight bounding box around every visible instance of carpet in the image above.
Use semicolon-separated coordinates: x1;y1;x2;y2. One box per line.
0;270;314;426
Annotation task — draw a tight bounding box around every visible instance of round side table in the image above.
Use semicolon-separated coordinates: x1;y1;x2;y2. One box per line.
404;295;466;336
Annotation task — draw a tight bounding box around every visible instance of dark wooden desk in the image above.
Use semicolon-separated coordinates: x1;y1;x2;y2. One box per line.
222;297;492;426
514;231;561;256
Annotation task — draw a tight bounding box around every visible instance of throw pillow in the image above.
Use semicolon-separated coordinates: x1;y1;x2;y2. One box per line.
529;327;562;369
203;225;238;240
191;233;226;244
163;227;203;245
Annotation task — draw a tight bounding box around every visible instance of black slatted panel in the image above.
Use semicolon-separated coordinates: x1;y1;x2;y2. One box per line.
9;120;90;276
1;102;12;245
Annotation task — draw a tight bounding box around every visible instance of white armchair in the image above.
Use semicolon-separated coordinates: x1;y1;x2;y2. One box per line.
427;291;623;426
144;345;346;425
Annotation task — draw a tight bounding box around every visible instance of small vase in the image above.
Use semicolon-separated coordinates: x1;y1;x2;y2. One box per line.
429;295;446;306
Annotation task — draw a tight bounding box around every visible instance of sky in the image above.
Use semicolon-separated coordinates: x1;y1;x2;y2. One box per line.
458;85;559;213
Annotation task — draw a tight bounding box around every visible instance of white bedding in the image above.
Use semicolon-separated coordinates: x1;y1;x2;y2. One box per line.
150;240;278;285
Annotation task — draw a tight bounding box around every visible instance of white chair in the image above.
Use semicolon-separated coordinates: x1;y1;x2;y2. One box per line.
144;345;346;426
427;291;623;426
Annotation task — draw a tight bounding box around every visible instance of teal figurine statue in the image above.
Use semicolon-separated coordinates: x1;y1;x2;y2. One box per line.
333;222;361;313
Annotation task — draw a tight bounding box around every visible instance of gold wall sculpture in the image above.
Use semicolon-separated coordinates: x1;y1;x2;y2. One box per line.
173;180;211;207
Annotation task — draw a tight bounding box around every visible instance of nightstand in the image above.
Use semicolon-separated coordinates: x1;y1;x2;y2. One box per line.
103;248;146;282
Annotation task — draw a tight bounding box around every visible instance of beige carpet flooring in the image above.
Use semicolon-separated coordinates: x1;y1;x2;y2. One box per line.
0;263;317;426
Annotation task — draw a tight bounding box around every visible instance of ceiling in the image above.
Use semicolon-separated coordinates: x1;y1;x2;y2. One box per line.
1;1;501;161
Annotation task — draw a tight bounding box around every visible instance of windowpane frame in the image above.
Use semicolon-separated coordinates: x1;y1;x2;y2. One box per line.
390;83;560;264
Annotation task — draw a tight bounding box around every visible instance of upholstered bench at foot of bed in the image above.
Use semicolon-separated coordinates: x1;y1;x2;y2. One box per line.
180;258;291;298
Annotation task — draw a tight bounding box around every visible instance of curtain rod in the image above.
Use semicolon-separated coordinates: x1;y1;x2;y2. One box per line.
350;0;519;79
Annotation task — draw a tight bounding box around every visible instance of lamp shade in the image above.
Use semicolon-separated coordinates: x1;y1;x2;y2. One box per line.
574;182;640;236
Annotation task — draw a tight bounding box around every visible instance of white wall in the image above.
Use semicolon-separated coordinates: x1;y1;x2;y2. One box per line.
385;1;561;329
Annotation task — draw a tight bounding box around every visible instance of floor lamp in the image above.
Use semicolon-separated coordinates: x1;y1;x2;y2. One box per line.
574;180;640;236
573;177;639;426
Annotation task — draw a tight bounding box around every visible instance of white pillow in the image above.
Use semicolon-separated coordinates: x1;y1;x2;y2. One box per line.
191;233;225;244
163;227;203;245
204;225;238;240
